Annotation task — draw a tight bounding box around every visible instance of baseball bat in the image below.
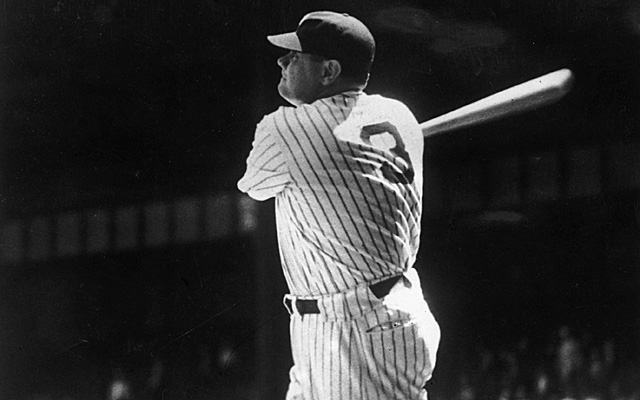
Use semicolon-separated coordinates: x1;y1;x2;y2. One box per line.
420;68;574;137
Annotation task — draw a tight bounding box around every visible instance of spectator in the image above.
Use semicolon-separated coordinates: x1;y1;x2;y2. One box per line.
585;347;605;399
453;373;476;400
556;326;584;398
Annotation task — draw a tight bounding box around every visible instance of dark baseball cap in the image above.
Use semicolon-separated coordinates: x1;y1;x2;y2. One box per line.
267;11;376;80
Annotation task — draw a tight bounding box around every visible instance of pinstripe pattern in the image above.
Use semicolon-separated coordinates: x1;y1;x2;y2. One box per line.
284;269;439;400
239;91;423;296
238;91;439;399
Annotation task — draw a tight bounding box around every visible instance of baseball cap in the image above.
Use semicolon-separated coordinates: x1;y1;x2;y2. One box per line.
267;11;376;80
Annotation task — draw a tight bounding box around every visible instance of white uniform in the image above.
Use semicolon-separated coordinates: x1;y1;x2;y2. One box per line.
238;90;440;399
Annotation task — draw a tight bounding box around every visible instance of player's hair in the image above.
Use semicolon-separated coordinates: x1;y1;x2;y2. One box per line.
339;58;372;85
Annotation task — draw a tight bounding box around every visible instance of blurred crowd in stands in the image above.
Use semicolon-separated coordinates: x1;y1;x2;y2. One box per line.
99;324;638;400
438;325;640;400
12;323;639;400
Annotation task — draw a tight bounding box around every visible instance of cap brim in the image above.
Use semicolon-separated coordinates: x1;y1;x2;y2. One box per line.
267;32;302;52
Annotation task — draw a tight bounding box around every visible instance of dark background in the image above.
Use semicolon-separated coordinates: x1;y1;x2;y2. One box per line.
1;0;640;399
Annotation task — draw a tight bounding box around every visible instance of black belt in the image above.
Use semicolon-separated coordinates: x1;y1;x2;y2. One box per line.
285;275;402;315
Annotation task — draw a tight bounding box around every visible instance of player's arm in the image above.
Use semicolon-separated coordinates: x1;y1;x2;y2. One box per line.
238;117;291;201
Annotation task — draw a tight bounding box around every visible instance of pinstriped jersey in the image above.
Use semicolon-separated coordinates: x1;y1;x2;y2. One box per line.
238;91;424;296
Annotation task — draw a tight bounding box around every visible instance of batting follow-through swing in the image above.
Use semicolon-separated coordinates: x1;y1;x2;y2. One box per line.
238;9;575;400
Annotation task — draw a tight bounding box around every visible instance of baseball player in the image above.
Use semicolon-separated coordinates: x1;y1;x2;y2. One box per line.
238;11;440;400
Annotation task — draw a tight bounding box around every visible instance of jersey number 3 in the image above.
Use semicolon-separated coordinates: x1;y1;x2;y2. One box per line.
360;122;415;184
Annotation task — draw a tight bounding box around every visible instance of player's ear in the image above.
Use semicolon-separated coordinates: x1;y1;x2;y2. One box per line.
321;59;341;86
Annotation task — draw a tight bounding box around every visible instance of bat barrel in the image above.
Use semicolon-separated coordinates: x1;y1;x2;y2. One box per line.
420;68;574;137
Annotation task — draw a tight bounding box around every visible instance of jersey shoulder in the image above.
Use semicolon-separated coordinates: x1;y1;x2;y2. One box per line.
362;94;418;122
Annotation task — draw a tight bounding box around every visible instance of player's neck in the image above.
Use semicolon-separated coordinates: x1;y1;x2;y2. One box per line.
309;80;366;104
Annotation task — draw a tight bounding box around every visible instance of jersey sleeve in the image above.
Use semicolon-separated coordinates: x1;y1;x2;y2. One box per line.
237;115;291;201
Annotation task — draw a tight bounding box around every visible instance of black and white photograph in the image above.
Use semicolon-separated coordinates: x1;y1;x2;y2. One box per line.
1;1;639;399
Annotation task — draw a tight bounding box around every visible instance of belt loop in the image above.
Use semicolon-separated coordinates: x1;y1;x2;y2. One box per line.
283;295;294;315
